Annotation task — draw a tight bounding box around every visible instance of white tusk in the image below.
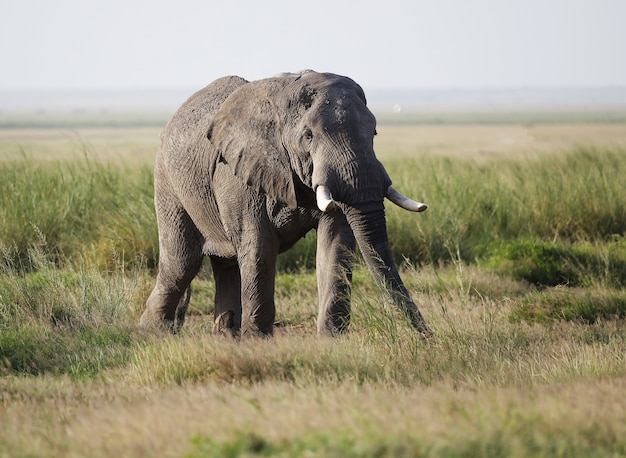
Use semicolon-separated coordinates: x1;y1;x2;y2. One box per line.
316;185;336;212
386;185;428;212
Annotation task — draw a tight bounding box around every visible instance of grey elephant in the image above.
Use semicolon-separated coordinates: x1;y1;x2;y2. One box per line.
140;70;431;337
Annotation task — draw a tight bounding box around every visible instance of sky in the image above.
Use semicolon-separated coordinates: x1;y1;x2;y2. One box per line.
1;0;626;92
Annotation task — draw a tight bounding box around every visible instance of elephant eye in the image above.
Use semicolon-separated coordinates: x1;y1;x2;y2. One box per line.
303;128;313;141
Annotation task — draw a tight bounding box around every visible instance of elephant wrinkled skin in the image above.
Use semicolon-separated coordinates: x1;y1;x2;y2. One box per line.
140;70;431;337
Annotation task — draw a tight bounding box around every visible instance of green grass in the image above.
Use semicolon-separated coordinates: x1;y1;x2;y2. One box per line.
385;147;626;264
1;138;626;456
285;147;626;277
512;287;626;324
481;237;626;287
0;152;158;271
0;245;144;377
2;147;625;274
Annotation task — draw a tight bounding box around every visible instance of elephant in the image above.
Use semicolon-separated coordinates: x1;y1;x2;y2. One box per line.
139;70;431;338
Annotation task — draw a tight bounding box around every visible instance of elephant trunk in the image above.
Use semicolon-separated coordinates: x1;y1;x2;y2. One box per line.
343;203;432;337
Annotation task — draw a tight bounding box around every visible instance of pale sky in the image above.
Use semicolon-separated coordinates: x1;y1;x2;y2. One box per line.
1;0;626;91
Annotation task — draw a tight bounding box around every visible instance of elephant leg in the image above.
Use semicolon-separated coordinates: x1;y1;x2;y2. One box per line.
237;247;278;337
231;219;279;337
215;193;278;337
173;285;192;333
140;203;203;332
316;212;356;336
210;256;242;336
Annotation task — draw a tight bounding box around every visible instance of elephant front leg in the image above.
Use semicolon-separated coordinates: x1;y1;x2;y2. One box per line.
217;191;279;337
316;212;356;336
224;194;279;336
237;247;278;337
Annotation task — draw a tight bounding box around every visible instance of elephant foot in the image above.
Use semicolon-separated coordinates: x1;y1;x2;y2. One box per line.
139;308;165;328
418;325;434;339
413;318;434;339
239;319;274;339
213;310;237;338
139;311;177;334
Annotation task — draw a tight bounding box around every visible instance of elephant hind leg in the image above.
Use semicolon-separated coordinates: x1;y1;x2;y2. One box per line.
140;206;204;331
210;256;242;337
173;286;192;333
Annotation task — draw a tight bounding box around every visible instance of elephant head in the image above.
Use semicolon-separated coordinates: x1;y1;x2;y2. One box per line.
207;70;430;336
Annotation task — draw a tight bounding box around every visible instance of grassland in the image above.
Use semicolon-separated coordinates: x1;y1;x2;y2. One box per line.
1;113;626;457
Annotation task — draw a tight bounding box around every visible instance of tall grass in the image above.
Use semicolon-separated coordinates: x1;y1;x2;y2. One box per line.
0;243;146;377
2;147;625;276
386;146;626;264
1;257;625;456
1;144;626;456
282;147;626;287
0;152;157;271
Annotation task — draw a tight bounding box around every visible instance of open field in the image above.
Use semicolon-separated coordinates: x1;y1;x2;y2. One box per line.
4;116;626;162
0;127;160;164
1;117;626;456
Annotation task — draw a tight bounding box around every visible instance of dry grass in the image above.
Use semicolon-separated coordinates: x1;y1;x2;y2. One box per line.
375;123;626;159
1;261;625;456
0;127;159;164
4;122;626;164
4;374;626;457
1;271;625;457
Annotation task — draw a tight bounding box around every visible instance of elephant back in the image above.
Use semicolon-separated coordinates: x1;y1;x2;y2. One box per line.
161;76;248;146
157;76;248;172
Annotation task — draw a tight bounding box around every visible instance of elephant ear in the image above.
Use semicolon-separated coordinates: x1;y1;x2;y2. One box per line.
207;81;298;208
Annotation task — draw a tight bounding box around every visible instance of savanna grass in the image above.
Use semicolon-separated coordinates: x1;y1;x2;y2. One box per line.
2;141;626;456
2;267;625;456
0;152;157;271
2;147;625;275
384;146;626;264
0;243;147;377
282;146;626;275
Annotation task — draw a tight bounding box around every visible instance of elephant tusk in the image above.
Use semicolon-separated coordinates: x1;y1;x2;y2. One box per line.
316;186;336;212
386;186;428;212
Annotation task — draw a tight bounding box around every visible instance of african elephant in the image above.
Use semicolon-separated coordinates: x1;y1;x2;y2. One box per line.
139;70;431;337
